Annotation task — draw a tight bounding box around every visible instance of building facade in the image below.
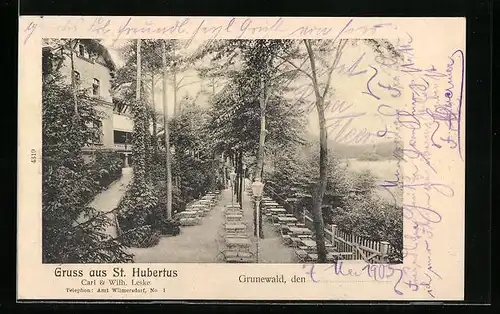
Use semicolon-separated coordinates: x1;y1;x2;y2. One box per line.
43;39;134;164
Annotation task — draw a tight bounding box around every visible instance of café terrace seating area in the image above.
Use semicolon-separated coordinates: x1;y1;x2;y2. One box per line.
174;191;222;226
247;187;353;263
171;185;356;264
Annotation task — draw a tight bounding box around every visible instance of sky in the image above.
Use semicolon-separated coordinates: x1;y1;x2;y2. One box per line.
102;39;399;146
103;39;207;118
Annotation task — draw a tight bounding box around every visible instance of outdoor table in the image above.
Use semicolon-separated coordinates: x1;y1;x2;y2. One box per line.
225;214;243;222
225;237;251;248
192;204;208;208
184;208;202;215
225;204;241;209
224;233;249;238
277;216;297;224
301;239;317;248
263;202;280;207
225;210;243;215
178;211;199;217
226;214;243;219
289;227;313;235
225;223;246;233
262;197;272;201
295;223;306;227
268;208;287;213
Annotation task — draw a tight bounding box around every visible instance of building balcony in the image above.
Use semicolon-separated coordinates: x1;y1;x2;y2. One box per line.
82;143;107;151
114;143;133;152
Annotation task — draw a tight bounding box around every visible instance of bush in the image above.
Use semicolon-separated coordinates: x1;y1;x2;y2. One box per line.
331;198;403;261
150;214;181;236
91;150;123;188
117;182;160;248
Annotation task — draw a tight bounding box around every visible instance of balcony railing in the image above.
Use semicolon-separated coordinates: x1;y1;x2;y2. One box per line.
114;143;133;151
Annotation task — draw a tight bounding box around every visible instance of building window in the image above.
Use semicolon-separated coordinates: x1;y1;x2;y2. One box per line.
78;44;85;57
74;71;80;87
114;130;132;150
114;130;132;144
92;78;100;96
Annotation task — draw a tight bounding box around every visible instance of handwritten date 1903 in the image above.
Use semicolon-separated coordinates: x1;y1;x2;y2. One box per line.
303;262;404;296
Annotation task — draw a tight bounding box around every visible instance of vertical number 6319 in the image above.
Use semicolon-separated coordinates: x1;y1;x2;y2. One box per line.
30;148;37;163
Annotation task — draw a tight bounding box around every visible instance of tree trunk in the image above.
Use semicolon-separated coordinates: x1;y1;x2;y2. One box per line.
255;77;267;179
162;40;173;220
312;97;328;263
253;77;267;239
235;151;240;203
238;150;243;205
303;39;329;263
173;70;178;117
69;43;78;116
151;72;158;158
133;39;148;185
136;40;141;101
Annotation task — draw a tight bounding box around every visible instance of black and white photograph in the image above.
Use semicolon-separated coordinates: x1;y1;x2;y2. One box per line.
41;37;406;265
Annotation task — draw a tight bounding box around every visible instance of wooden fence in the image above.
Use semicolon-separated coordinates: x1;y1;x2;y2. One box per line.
304;211;396;263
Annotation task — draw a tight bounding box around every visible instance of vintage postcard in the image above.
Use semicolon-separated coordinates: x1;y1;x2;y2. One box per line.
18;16;465;301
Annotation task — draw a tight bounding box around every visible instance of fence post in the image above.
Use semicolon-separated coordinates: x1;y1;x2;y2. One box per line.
331;224;337;243
380;241;390;262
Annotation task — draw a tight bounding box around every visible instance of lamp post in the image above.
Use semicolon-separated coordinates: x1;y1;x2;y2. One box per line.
251;178;264;263
229;170;237;208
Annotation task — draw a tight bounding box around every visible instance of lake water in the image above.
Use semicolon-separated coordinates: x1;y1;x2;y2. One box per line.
339;159;402;204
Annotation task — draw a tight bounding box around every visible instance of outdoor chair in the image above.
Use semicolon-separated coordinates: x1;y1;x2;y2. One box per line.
290;237;302;248
294;249;309;263
279;228;293;245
